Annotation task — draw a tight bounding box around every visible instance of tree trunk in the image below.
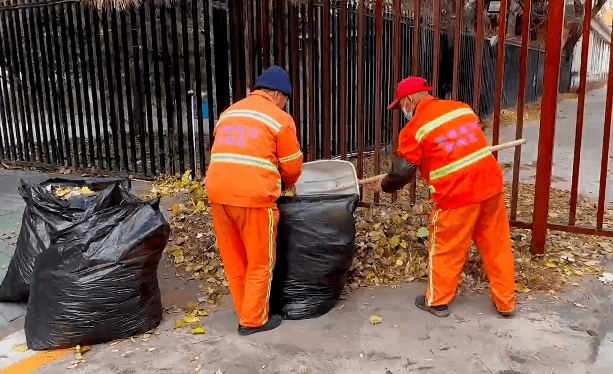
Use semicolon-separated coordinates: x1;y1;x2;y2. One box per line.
563;0;608;54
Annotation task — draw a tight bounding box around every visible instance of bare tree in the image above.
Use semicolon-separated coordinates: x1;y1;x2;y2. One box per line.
563;0;610;54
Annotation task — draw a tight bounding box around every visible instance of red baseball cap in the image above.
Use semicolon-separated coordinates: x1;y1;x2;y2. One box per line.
387;77;433;110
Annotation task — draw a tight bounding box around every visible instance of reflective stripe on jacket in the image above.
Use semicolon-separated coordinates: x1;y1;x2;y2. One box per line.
205;91;303;208
396;96;503;209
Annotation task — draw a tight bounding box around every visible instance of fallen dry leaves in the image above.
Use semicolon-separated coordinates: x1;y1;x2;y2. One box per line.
68;345;92;369
147;166;613;298
12;344;28;353
53;186;94;199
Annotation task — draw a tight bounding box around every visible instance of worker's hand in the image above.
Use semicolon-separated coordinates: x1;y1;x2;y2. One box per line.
364;179;383;194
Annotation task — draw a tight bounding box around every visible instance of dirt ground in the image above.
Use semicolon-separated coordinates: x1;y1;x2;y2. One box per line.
36;254;613;374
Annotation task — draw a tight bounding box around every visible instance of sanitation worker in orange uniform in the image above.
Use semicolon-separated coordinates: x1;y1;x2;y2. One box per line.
368;77;516;318
206;65;303;335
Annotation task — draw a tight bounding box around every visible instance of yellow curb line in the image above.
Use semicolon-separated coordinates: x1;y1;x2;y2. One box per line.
0;349;71;374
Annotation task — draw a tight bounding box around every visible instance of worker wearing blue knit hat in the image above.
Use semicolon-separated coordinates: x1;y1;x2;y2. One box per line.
254;65;292;97
206;64;303;336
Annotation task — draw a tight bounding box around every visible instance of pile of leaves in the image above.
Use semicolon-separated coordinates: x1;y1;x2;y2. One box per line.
352;179;612;294
143;171;227;305
480;103;542;131
146;167;613;297
145;171;208;212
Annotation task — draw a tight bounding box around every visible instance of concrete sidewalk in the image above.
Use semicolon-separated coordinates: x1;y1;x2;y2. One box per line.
0;170;52;332
493;87;613;203
34;278;613;374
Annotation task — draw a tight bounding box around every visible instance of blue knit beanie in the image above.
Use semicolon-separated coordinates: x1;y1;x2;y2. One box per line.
254;65;292;96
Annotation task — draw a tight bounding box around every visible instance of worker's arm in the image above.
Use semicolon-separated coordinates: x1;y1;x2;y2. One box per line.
380;151;418;193
379;129;421;193
277;118;303;190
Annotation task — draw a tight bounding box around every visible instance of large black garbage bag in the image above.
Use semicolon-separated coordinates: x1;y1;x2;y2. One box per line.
271;194;359;320
0;177;131;302
25;184;169;350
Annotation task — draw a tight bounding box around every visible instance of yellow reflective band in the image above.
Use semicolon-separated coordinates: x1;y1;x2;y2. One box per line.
415;108;475;142
210;153;278;173
429;147;491;181
429;185;435;195
428;209;441;307
263;208;275;324
279;150;303;163
216;110;282;133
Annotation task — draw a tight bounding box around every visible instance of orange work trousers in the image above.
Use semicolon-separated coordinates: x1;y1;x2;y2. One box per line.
425;193;516;313
210;203;279;328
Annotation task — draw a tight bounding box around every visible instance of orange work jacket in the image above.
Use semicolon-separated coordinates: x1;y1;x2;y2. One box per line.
205;91;303;208
397;96;503;210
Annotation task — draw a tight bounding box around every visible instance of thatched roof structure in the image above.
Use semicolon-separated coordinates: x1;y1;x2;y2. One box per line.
0;0;173;11
82;0;143;10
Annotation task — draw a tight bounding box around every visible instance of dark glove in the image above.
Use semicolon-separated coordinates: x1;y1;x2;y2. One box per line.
380;151;418;194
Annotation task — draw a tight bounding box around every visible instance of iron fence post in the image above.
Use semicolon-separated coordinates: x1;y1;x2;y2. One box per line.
531;0;566;255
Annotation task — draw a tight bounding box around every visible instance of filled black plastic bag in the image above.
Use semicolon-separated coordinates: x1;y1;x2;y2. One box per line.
25;183;169;350
0;177;131;302
270;194;359;320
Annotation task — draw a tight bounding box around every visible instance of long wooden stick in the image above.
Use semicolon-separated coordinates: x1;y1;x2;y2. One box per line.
359;139;527;185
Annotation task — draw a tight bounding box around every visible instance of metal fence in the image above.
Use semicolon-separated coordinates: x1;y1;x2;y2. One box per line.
0;0;230;177
230;0;550;164
0;0;550;179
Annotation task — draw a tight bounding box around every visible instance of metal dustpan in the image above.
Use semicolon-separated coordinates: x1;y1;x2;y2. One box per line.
294;160;360;197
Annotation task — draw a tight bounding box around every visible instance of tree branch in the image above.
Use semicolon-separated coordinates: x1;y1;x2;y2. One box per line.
563;0;609;53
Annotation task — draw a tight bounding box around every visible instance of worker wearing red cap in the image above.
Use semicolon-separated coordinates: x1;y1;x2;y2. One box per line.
367;77;516;317
206;65;303;335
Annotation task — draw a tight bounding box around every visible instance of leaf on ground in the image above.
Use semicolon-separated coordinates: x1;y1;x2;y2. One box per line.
175;320;187;328
182;170;192;183
190;327;207;335
369;315;383;325
73;345;91;354
172;204;180;215
195;201;206;212
79;187;93;195
197;310;209;316
12;344;28;352
417;228;429;238
184;316;200;324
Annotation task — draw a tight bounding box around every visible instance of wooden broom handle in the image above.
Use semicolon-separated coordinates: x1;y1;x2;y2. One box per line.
358;139;526;186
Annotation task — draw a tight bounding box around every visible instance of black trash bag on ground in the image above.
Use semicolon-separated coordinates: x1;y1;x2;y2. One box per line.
25;183;169;350
0;177;131;302
270;194;359;320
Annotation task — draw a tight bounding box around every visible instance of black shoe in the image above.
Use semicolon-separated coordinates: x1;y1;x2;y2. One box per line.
238;315;282;336
415;295;450;318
